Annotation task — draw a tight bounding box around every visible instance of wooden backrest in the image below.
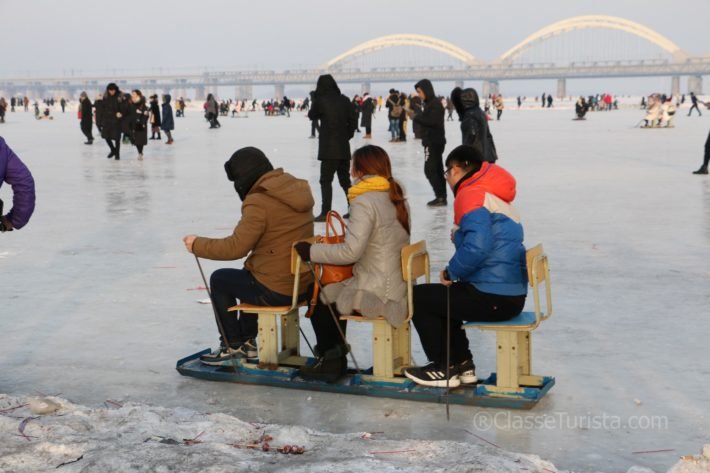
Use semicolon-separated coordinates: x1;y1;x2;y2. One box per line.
401;240;429;282
401;241;430;322
525;244;553;323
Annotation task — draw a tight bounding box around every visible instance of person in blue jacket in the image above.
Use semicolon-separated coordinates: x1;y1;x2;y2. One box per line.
405;145;527;388
0;137;36;232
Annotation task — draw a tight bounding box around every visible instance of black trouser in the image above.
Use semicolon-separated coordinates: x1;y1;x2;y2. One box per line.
210;268;293;348
311;120;319;137
702;131;710;168
364;125;371;135
412;283;526;364
497;109;503;120
399;119;406;141
424;144;447;199
319;159;351;213
105;138;120;156
136;144;144;154
309;301;347;352
688;103;702;116
81;122;93;141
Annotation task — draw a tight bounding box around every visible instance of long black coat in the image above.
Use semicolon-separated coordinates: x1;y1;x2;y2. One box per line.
100;92;128;140
452;87;498;162
131;102;149;147
360;98;374;128
308;75;355;161
149;100;161;128
80;98;93;127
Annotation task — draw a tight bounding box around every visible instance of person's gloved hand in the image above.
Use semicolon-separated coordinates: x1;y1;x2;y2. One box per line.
0;216;13;232
294;241;312;263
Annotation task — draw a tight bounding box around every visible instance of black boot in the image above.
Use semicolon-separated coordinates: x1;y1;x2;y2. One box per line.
315;184;333;222
300;344;348;383
693;166;708;175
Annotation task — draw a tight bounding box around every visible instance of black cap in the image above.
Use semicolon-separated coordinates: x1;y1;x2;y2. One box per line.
224;147;274;200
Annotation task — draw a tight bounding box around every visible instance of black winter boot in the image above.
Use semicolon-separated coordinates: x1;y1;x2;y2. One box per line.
300;344;348;383
693;166;708;175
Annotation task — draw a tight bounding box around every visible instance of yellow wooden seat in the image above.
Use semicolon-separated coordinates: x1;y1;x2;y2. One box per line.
463;244;553;394
227;238;315;367
339;241;430;380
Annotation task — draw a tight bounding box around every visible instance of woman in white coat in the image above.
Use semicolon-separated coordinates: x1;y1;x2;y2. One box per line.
295;145;411;382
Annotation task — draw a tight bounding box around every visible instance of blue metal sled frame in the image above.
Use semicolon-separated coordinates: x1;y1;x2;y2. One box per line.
177;349;555;409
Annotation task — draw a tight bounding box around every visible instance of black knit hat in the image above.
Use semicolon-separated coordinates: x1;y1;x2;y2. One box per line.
224;147;274;201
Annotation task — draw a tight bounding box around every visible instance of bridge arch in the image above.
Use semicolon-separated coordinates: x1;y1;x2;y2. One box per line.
324;34;481;69
496;15;688;63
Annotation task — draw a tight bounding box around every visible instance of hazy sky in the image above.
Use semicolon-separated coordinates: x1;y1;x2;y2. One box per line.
1;0;708;76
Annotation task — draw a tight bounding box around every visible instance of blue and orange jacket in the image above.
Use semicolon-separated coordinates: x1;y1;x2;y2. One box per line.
447;162;528;296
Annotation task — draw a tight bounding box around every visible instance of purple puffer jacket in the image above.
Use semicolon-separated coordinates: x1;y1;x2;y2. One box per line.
0;137;36;229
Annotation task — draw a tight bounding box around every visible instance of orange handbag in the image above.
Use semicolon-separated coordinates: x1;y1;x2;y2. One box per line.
306;211;354;317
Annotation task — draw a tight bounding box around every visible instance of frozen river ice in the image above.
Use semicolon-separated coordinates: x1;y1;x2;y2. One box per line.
0;102;709;472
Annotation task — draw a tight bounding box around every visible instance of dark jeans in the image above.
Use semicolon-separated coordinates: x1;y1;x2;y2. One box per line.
319;159;351;213
424;144;447;199
309;301;347;352
412;283;526;364
81;123;93;141
210;268;292;348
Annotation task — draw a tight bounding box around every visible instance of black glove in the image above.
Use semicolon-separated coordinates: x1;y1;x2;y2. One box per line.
294;241;312;263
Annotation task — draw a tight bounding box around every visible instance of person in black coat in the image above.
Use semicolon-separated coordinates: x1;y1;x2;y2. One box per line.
352;95;362;133
78;92;94;144
129;90;149;160
149;95;162;140
413;79;447;206
409;94;423;139
451;87;498;163
360;93;374;138
398;92;408;142
308;90;319;138
161;94;174;144
308;74;356;221
94;94;104;134
100;83;128;160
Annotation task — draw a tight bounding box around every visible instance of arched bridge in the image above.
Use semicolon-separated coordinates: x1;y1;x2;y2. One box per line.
0;15;707;99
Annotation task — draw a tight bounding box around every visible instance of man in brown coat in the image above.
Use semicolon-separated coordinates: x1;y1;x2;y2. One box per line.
183;147;314;365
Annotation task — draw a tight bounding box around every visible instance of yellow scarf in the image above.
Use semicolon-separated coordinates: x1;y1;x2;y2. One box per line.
347;176;390;203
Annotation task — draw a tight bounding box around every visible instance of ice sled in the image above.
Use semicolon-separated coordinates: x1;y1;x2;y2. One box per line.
177;242;555;409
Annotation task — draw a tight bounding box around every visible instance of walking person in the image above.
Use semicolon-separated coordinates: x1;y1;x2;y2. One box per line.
688;92;703;117
94;94;104;135
398;91;408;142
100;83;127;160
206;94;221;128
360;93;374;139
451;87;498;162
308;74;355;222
161;94;175;144
386;89;401;142
446;97;455;121
413;79;447;206
130;90;149;160
78;92;94;144
692;129;710;175
495;94;505;120
149;94;162;140
0;98;7;123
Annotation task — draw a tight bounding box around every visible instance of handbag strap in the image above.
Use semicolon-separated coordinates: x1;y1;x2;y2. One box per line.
325;210;347;238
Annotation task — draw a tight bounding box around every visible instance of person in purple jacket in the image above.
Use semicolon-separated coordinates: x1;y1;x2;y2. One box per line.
0;137;36;232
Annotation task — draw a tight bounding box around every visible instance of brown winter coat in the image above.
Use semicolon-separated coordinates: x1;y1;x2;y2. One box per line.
193;168;315;296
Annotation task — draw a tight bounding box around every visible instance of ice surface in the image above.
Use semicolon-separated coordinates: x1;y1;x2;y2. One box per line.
1;100;709;472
